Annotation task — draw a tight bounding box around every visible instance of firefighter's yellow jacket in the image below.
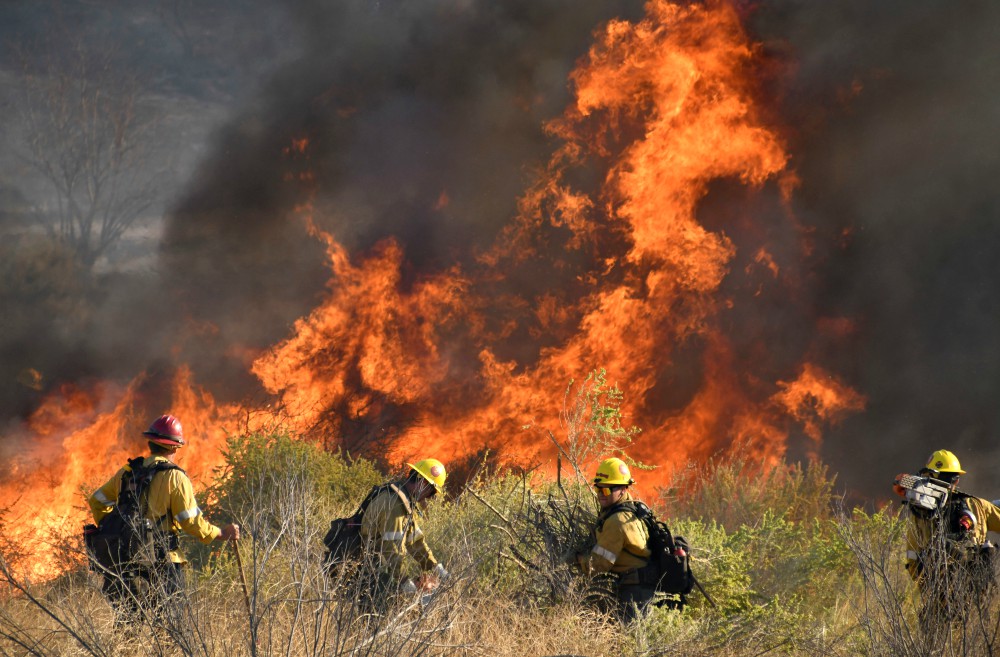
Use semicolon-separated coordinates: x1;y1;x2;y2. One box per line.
576;493;651;578
905;495;1000;581
88;455;221;564
359;483;438;575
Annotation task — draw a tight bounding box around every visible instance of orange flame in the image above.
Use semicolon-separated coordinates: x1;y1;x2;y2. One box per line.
0;369;275;581
1;0;866;578
773;363;867;451
248;0;863;483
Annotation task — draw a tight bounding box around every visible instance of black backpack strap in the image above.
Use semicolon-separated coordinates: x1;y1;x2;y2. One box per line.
596;500;639;532
596;501;652;563
387;483;413;515
614;501;659;561
129;458;183;530
149;461;183;478
609;500;678;560
123;457;182;486
632;502;679;547
351;483;396;520
344;483;415;540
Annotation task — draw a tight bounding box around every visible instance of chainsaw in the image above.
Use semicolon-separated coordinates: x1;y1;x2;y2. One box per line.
894;473;953;513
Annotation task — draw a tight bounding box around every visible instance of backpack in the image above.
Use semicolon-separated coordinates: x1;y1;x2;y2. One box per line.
608;501;695;596
322;483;411;575
83;457;181;574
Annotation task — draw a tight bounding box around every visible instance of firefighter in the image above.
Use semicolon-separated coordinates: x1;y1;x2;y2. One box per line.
357;458;449;611
899;450;1000;582
569;457;653;623
88;414;239;622
896;449;1000;629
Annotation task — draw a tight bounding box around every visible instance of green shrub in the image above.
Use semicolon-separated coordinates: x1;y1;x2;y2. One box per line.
672;518;755;615
421;470;598;603
188;432;381;571
209;432;382;515
660;452;839;530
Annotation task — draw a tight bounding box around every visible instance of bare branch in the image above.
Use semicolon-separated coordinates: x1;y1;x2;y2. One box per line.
8;18;164;269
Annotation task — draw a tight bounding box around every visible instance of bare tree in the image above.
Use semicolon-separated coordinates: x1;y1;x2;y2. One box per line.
156;0;199;60
9;21;163;270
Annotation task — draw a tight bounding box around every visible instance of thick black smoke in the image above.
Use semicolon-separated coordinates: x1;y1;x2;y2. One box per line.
0;0;641;415
159;0;646;398
747;0;1000;498
3;0;1000;501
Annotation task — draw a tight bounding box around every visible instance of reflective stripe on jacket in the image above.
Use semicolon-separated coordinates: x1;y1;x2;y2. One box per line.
88;455;221;563
579;493;651;576
359;484;438;575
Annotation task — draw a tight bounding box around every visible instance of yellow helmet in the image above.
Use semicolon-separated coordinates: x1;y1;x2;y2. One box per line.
593;457;634;487
925;449;965;475
408;458;447;491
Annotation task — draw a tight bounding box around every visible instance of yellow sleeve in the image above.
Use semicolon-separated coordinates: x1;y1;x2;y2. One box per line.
904;516;932;582
586;513;627;574
405;518;438;571
362;491;408;573
957;497;1000;543
971;497;1000;534
984;500;1000;533
89;467;125;523
167;470;220;544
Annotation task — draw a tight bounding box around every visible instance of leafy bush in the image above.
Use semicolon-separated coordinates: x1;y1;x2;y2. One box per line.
421;469;597;603
660;449;839;530
0;426;948;657
209;432;382;516
558;368;642;470
188;432;381;571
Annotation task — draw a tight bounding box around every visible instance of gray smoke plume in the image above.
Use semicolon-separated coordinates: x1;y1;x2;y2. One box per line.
160;0;644;398
3;0;999;501
747;0;1000;499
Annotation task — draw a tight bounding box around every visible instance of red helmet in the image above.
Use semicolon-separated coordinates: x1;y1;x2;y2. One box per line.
143;414;185;447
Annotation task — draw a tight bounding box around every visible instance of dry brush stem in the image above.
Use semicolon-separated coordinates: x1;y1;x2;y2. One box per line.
837;504;1000;657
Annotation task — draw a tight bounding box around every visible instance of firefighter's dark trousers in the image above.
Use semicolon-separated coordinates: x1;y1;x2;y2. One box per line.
588;572;657;624
102;562;185;624
617;582;656;623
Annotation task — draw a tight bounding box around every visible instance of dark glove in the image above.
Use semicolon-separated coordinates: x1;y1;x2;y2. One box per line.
560;549;580;567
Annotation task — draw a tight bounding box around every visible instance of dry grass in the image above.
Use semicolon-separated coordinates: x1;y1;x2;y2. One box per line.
0;566;628;657
4;433;996;657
